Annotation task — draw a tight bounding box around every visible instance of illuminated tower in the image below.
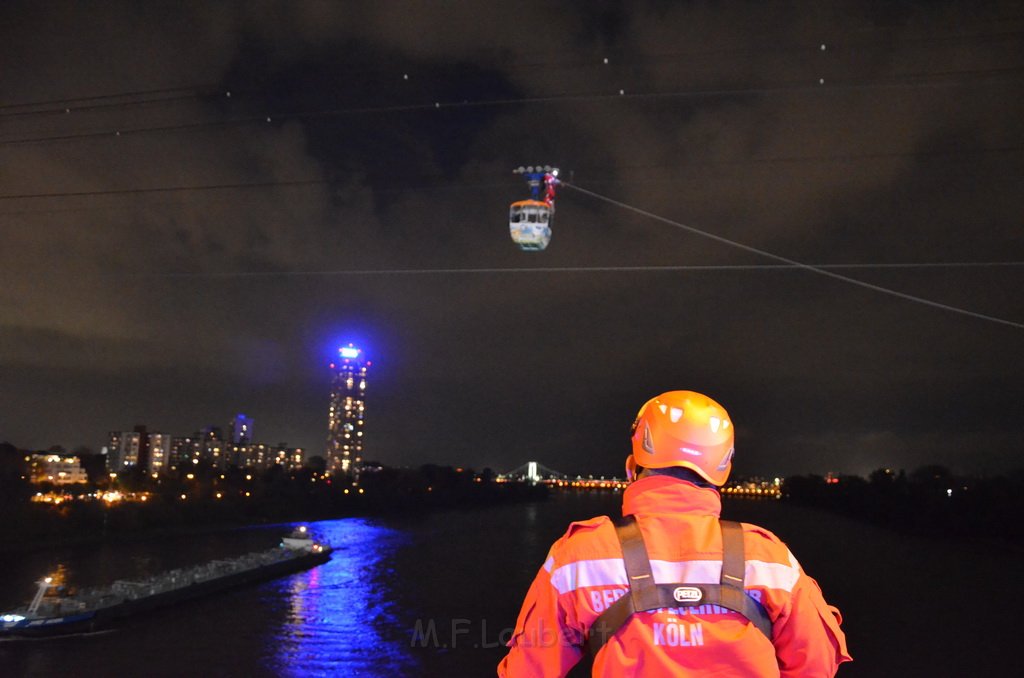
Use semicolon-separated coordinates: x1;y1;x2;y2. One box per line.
229;414;254;444
326;344;369;477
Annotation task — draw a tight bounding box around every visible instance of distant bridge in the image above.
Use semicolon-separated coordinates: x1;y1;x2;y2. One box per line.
498;463;782;497
501;461;568;483
499;461;627;490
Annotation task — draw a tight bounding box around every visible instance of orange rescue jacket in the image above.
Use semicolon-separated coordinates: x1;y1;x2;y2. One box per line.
498;475;851;676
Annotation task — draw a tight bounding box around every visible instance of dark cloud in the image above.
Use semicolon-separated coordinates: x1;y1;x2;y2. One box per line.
2;1;1022;478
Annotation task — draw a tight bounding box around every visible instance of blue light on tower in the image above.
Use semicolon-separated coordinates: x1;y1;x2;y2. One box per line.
326;343;369;477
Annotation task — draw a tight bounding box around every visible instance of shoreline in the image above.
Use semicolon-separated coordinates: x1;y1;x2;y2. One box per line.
0;488;550;555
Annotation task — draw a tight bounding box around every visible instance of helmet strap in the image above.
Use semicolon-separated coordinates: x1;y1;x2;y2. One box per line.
625;455;638;482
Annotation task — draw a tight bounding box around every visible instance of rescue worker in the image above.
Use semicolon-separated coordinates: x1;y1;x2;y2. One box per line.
543;170;559;208
525;170;546;199
498;390;851;677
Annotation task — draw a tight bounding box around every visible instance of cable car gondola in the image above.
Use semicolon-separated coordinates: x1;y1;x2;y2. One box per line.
509;199;552;251
510;165;560;251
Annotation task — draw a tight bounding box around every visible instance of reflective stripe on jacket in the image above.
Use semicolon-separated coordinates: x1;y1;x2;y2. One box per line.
497;475;851;677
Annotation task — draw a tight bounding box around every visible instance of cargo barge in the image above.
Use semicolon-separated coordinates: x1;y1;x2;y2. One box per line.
0;526;331;638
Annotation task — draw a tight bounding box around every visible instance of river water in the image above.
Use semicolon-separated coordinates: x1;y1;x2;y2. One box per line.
0;490;1016;677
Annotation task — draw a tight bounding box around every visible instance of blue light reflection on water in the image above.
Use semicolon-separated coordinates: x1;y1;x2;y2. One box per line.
267;518;418;677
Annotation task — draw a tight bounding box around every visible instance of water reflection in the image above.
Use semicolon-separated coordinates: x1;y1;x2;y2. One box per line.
269;518;418;676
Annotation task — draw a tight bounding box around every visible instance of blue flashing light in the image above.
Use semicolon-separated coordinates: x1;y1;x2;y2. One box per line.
340;346;361;359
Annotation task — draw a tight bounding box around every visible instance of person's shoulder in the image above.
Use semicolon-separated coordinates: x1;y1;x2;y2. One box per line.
547;514;617;562
559;514;615;544
736;520;783;543
565;514;612;535
735;520;795;563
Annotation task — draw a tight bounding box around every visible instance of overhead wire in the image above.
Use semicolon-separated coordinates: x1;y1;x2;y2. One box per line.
0;179;1018;330
2;170;1018;281
2;27;1019;115
0;179;330;201
561;182;1024;330
0;92;212;120
2;26;1021;116
89;262;1024;279
2;66;1022;147
0;84;219;112
2;139;1022;205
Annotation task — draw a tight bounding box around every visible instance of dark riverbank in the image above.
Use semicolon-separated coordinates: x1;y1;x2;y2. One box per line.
783;467;1024;544
0;465;546;554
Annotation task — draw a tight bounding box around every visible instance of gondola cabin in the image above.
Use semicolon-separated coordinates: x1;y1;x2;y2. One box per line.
509;200;553;251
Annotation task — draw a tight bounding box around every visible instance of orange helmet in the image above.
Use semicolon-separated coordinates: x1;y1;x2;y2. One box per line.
628;391;735;486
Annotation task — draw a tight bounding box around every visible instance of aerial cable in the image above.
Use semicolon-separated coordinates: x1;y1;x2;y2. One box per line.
0;141;1020;203
0;92;209;120
0;179;329;201
0;26;1015;111
0;142;1019;204
561;182;1024;331
0;84;218;111
83;262;1024;280
607;145;1024;171
2;29;1019;117
2;69;1021;147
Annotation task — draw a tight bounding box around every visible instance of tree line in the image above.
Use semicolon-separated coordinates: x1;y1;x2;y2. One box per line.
782;465;1024;541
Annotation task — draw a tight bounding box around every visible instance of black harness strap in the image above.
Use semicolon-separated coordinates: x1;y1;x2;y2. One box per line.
719;520;751;619
585;516;772;656
617;517;661;613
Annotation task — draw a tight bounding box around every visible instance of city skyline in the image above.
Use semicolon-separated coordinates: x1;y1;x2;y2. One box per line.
100;418;305;476
2;2;1022;479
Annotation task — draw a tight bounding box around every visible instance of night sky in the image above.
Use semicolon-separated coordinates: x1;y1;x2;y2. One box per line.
2;1;1022;479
